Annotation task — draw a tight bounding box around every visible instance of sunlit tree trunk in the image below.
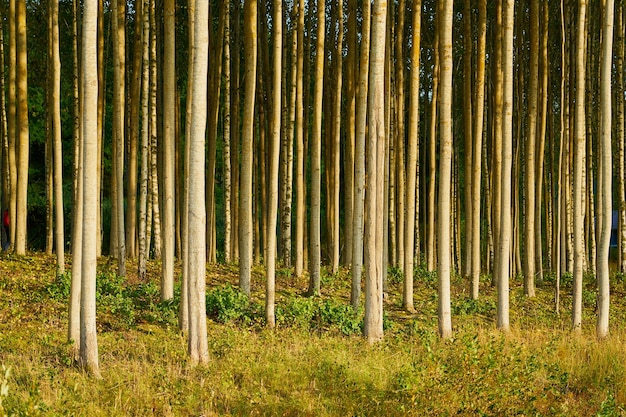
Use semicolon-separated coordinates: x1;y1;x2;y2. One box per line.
364;0;386;344
351;0;371;307
471;0;486;299
572;0;587;332
15;0;29;255
112;0;126;277
496;0;514;332
524;0;539;297
138;0;150;282
161;0;175;300
331;0;342;274
617;2;626;273
462;0;473;282
126;0;143;260
597;0;614;340
403;0;421;312
224;4;232;263
80;0;101;378
68;0;82;360
438;0;453;340
265;0;282;328
7;0;16;250
48;0;64;274
426;13;439;273
240;0;257;296
307;0;325;296
149;0;161;260
186;0;209;364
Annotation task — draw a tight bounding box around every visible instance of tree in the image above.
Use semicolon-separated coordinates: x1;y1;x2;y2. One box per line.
187;0;209;364
403;0;421;312
161;0;176;301
49;0;64;274
351;0;371;307
15;0;29;255
112;0;126;277
308;0;325;296
80;0;101;378
364;0;386;343
524;0;540;297
437;0;453;339
496;0;515;332
572;0;587;332
239;0;257;297
470;0;487;299
597;0;614;339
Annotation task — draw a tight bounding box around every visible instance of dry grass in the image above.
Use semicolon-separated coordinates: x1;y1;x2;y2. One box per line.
1;252;625;415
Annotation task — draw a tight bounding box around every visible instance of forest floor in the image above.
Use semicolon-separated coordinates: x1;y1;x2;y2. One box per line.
1;252;626;416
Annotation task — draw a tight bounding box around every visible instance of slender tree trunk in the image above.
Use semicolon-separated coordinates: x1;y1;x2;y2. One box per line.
138;0;150;282
364;0;387;344
15;0;29;255
160;0;175;299
240;0;257;297
524;0;539;297
351;0;371;307
112;0;126;277
80;0;101;378
49;0;64;273
187;0;210;363
471;0;486;299
7;0;16;250
462;0;473;282
427;14;439;273
224;4;232;263
294;0;306;278
307;0;325;296
149;0;161;260
572;0;587;332
68;0;82;360
265;0;282;328
438;0;454;339
331;0;343;274
496;0;514;332
403;0;421;312
597;0;614;339
617;2;626;273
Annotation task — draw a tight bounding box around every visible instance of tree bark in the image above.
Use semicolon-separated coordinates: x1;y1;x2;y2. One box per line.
15;0;29;255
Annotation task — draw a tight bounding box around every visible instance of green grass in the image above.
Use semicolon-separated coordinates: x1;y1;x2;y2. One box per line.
1;252;626;415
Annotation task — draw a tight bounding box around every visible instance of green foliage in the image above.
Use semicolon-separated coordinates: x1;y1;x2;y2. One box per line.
452;297;496;316
387;266;404;285
205;284;260;325
277;297;363;335
45;272;72;301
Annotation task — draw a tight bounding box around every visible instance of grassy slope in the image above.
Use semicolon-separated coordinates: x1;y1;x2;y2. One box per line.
0;252;625;416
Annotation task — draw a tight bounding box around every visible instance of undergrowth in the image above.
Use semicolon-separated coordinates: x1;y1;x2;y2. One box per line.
1;253;626;416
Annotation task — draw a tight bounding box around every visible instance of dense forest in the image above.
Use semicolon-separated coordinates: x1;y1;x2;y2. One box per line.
0;0;624;376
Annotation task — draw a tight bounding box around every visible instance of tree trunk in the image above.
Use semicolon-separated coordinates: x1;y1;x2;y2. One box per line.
437;0;453;340
426;13;439;273
364;0;386;344
80;0;101;378
187;0;209;364
240;0;257;297
49;0;65;273
112;0;126;277
572;0;587;332
138;0;150;282
15;0;29;255
462;0;473;282
224;4;232;263
471;0;486;299
403;0;421;312
496;0;514;332
351;0;371;307
149;0;161;260
265;0;282;328
161;0;175;300
597;0;614;339
307;0;325;296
